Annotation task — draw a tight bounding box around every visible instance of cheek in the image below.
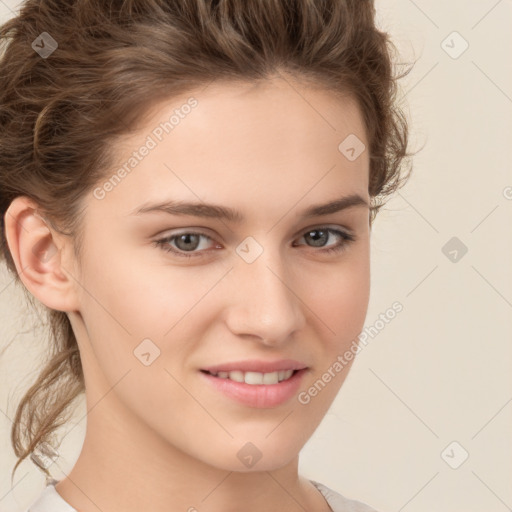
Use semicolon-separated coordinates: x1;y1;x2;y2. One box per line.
306;253;371;346
295;261;370;415
79;248;217;340
331;272;370;336
75;249;226;391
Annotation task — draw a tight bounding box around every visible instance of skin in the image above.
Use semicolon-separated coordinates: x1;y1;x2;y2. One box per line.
6;74;371;512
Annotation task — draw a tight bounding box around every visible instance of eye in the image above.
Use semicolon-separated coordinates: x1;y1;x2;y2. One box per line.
153;226;356;259
153;231;217;258
294;227;356;255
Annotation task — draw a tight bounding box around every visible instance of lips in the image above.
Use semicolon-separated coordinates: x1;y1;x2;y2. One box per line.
200;367;308;408
199;358;310;407
201;358;308;374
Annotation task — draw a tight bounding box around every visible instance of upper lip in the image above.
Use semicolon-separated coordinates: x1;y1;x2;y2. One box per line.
202;359;308;374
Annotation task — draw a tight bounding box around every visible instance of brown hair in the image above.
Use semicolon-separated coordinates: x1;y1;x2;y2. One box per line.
0;0;413;483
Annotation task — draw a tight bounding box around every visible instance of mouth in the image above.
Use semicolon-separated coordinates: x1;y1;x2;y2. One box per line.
200;368;299;385
199;367;308;408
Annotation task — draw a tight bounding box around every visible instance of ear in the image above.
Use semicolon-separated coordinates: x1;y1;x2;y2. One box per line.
4;196;80;312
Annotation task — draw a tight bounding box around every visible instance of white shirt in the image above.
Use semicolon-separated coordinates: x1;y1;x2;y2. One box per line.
25;479;380;512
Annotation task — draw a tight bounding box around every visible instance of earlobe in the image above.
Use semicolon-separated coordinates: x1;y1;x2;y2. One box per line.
4;196;80;312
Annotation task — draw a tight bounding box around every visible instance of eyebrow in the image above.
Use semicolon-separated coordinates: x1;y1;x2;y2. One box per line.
130;193;369;223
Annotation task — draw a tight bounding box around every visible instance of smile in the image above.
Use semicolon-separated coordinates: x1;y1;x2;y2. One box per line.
199;368;308;408
203;369;296;385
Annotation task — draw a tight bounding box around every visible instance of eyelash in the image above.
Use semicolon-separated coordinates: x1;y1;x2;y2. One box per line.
152;227;356;259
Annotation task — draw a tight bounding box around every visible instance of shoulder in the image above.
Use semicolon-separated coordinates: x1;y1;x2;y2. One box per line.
24;481;77;512
26;479;381;512
310;480;382;512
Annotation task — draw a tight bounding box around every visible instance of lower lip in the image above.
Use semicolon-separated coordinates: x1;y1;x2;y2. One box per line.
199;369;308;408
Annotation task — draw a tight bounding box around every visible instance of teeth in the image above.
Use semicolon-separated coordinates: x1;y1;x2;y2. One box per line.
210;369;295;384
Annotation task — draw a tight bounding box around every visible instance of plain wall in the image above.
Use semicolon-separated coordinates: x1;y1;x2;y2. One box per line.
1;1;511;511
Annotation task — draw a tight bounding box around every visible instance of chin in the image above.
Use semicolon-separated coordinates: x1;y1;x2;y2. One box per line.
196;434;303;473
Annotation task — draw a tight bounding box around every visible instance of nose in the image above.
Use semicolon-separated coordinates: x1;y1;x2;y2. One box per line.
223;248;306;347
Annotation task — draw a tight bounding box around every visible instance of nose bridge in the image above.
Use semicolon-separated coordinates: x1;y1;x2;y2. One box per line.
226;241;305;344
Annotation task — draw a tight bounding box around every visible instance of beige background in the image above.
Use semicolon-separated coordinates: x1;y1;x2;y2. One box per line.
1;1;511;511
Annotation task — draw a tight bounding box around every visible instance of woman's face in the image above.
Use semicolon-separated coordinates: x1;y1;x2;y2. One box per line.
69;76;371;472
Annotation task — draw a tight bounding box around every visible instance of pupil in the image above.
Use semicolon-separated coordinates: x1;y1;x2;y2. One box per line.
307;230;326;247
177;234;199;251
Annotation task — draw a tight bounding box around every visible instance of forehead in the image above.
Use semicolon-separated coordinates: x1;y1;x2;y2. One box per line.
160;76;368;160
90;77;370;221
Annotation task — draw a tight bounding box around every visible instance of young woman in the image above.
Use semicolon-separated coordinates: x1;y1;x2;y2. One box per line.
0;1;412;511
